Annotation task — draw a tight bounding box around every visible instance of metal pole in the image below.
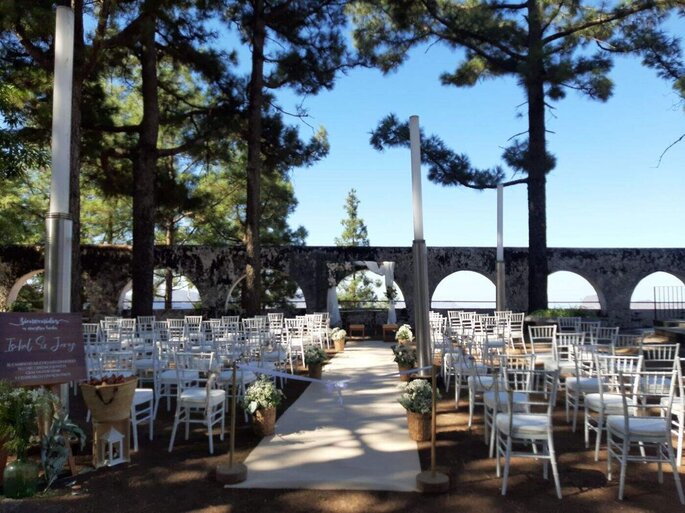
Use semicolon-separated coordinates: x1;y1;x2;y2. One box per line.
496;184;505;311
409;116;431;377
229;362;238;467
430;361;437;476
45;5;75;409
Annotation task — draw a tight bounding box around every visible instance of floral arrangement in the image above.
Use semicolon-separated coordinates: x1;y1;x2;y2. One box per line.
304;346;327;366
398;379;438;414
243;375;285;414
395;324;414;343
392;344;417;367
330;327;347;341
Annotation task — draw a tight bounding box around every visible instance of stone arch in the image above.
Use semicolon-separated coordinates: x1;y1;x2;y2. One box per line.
546;261;608;315
118;270;203;313
547;270;602;310
630;271;685;309
7;269;44;309
224;269;308;313
431;270;496;310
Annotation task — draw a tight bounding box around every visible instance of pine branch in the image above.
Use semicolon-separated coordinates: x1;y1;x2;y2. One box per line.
543;0;659;45
656;133;685;167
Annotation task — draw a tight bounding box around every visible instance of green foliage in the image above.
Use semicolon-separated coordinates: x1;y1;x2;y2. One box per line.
40;411;86;491
0;383;58;458
0;168;49;244
529;308;594;318
392;344;417;366
243;376;285;414
334;189;370;247
370;114;504;187
335;189;380;307
304;346;327;366
398;379;437;414
337;272;381;308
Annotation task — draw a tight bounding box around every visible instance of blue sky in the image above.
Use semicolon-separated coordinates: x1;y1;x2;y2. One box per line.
272;32;685;304
285;44;684;250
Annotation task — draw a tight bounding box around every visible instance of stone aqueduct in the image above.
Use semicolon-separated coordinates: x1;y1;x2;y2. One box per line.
0;245;683;326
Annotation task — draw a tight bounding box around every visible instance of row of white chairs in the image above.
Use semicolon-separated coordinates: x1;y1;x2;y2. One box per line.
439;318;684;502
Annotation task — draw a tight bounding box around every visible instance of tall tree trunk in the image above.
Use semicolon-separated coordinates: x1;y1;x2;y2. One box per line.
164;219;174;311
69;0;84;314
244;0;265;317
526;0;549;312
131;10;158;317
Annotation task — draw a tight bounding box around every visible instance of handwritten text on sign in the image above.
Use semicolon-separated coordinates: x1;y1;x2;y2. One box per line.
0;313;86;386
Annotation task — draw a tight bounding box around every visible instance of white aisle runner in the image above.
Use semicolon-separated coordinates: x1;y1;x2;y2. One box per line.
232;340;421;491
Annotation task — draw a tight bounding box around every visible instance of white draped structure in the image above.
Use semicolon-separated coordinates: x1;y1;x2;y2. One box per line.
326;261;397;327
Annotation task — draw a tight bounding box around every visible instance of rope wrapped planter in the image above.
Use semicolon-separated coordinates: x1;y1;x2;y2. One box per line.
80;376;137;422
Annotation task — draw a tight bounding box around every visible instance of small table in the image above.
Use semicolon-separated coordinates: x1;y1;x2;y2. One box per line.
349;324;365;338
382;324;398;342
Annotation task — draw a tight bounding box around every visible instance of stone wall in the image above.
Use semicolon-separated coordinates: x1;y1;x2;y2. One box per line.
0;244;683;327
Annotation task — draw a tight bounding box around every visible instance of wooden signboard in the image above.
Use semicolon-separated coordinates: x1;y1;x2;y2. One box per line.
0;313;86;386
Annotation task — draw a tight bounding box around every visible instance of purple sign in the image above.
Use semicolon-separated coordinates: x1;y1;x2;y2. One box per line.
0;313;86;386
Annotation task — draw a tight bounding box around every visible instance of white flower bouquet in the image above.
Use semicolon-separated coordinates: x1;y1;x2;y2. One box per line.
395;324;414;343
304;345;327;365
330;327;347;341
242;375;284;414
398;379;438;414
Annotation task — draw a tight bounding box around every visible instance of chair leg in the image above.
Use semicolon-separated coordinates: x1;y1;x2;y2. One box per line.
548;437;562;499
618;438;629;500
131;406;139;452
594;411;604;461
468;387;475;428
666;440;685;505
501;437;512;496
584;406;590;448
677;413;684;467
207;413;214;455
168;407;180;452
489;417;497;458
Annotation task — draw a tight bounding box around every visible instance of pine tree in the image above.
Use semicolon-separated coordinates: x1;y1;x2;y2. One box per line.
334;189;370;247
335;189;379;308
353;0;682;311
223;0;353;316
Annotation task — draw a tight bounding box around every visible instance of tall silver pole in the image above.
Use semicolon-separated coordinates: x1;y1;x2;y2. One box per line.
45;5;75;408
45;5;74;314
409;116;431;377
496;184;505;311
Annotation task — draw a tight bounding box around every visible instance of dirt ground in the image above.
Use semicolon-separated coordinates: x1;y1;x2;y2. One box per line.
2;342;684;513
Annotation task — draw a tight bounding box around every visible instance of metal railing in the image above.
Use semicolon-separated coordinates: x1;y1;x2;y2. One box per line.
653;286;685;321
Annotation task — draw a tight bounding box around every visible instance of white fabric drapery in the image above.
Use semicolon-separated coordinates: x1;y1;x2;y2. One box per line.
362;261;397;324
327;286;342;326
327;261;397;326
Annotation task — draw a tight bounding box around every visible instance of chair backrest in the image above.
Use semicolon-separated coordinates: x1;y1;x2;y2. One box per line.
579;321;602;343
499;368;559;416
222;315;240;325
528;325;557;355
82;323;100;349
640;342;680;371
618;368;677;422
572;343;598;378
615;333;642;349
99;350;136;377
640;342;680;362
557;316;581;333
595;326;619;346
594;354;644;399
554;332;585;363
